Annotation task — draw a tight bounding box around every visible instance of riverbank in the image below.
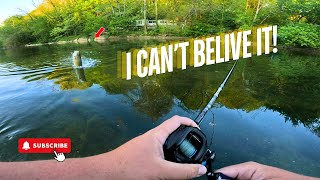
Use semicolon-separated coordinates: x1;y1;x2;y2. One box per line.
2;36;318;55
277;46;320;56
24;35;187;47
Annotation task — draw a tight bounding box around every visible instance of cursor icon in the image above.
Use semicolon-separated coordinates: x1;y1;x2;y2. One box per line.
54;150;66;162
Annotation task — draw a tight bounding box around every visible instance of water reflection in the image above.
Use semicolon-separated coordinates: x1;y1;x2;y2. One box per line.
75;68;87;82
0;43;319;135
0;42;319;177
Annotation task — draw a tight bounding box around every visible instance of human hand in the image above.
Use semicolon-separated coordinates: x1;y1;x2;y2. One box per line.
216;161;319;180
95;115;207;179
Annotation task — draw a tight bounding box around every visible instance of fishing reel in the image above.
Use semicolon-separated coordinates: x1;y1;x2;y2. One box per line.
163;125;233;180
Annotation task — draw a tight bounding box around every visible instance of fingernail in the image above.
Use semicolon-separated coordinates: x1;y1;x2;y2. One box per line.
198;165;207;175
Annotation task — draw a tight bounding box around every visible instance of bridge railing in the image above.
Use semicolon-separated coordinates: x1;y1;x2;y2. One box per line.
136;20;177;27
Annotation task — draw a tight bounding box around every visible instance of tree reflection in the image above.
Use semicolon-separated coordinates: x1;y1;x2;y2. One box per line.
1;43;318;136
92;51;319;136
47;67;93;90
133;78;173;120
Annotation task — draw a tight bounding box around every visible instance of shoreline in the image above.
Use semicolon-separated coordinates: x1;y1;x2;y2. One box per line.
1;36;318;54
277;46;320;56
24;35;188;47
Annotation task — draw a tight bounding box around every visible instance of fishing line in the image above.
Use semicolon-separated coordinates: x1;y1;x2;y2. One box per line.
179;137;197;158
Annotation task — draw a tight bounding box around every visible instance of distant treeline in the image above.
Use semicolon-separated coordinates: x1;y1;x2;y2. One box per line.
0;0;319;48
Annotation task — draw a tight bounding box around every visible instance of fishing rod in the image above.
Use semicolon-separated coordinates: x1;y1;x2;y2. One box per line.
163;59;239;180
195;59;239;125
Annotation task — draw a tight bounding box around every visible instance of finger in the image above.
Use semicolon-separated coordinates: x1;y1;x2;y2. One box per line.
54;150;58;157
161;161;207;179
54;157;58;160
155;115;198;143
215;162;260;179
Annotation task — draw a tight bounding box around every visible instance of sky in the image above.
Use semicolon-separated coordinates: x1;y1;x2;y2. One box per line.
0;0;41;23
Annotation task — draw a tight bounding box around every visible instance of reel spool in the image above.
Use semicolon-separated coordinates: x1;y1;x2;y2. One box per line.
163;125;213;164
179;139;197;158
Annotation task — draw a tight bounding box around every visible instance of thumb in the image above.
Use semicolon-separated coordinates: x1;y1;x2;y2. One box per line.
161;161;207;179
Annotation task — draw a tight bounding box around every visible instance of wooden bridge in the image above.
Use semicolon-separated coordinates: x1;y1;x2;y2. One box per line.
135;20;177;28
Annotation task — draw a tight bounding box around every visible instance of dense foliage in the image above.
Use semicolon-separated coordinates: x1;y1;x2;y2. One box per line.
279;23;320;48
0;0;319;47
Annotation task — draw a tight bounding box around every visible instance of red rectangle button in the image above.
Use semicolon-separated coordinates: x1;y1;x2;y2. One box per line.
18;138;71;154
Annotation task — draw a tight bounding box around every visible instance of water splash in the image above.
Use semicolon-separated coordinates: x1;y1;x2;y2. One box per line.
60;56;100;69
74;57;100;69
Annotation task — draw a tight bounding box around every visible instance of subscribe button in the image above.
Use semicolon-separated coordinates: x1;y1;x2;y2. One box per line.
18;138;71;154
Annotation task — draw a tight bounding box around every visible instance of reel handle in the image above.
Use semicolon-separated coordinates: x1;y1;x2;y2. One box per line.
207;172;234;180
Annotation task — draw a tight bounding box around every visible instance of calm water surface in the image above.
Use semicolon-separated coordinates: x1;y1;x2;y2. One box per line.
0;40;319;177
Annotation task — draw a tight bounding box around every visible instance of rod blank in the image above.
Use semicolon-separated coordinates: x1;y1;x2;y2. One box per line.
194;60;239;125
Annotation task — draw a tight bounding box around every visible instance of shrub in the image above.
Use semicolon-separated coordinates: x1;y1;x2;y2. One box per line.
182;22;218;37
0;27;35;47
278;23;320;48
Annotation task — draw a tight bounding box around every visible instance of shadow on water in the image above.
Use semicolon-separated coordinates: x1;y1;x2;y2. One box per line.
0;41;319;177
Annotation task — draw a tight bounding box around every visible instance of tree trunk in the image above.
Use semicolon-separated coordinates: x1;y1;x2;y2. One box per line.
246;0;249;10
155;0;158;28
253;0;261;23
144;0;147;34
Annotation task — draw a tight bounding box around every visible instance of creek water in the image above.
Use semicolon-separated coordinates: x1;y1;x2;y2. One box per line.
0;40;319;177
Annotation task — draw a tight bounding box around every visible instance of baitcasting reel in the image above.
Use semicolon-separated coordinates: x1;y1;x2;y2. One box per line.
163;125;214;164
163;125;233;180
